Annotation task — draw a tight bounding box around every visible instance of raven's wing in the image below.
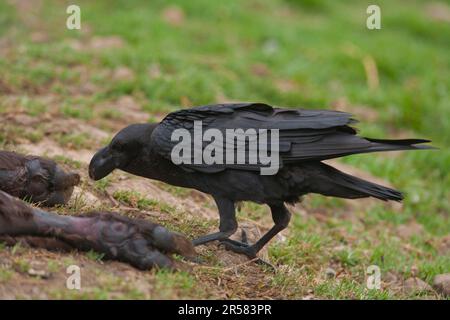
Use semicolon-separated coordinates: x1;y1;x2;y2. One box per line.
150;103;429;173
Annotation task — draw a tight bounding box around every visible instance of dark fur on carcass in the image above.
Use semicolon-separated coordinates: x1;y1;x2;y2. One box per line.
0;190;195;270
0;151;80;206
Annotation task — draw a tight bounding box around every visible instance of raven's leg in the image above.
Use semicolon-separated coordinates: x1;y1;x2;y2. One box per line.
221;203;291;259
192;196;237;246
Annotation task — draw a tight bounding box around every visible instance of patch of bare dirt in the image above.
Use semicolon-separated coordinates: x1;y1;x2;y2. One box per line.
69;36;125;51
436;235;450;255
48;118;109;140
147;63;162;79
251;63;271;77
275;79;298;93
403;277;434;295
112;67;135;81
162;6;185;26
396;221;425;239
426;2;450;22
18;139;95;164
8;0;43;30
433;273;450;296
95;96;150;128
71;186;102;209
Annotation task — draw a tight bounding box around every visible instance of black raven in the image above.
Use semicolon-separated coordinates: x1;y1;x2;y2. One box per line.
0;151;80;206
89;103;433;259
0;189;195;269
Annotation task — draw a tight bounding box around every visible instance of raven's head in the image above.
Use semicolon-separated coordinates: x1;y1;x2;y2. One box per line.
89;123;152;180
24;158;80;206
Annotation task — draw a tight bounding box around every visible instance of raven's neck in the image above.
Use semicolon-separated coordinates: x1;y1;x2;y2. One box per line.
121;146;199;190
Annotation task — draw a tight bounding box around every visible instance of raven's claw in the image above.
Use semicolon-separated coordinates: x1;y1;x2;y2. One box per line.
219;238;276;271
240;229;249;245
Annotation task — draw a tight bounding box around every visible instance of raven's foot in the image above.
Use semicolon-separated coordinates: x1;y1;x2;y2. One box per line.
192;230;237;246
219;238;276;271
220;239;256;258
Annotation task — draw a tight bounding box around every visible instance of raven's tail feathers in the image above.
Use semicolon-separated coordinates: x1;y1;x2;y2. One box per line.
309;162;403;202
365;138;436;153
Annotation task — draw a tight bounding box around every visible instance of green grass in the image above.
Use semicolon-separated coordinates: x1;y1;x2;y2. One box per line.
111;189;214;237
112;190;167;211
94;177;112;192
152;270;200;299
52;155;83;169
0;0;448;299
56;132;91;149
0;268;14;283
86;250;105;262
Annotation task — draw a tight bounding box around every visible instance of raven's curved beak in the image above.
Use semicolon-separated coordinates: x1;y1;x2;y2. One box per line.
89;147;116;180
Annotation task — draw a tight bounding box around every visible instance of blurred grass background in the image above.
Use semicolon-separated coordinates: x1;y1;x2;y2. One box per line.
0;0;449;298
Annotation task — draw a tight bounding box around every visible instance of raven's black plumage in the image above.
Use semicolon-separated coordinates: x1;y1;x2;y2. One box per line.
89;103;433;260
151;103;430;172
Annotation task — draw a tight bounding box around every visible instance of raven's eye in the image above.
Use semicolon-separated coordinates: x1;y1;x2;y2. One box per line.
112;141;124;151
